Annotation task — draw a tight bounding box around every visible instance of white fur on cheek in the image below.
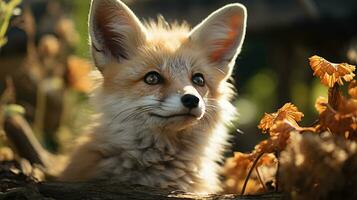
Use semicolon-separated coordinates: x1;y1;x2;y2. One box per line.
94;93;159;142
161;94;184;114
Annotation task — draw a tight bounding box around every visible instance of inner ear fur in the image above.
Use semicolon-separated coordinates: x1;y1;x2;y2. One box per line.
88;0;147;71
189;4;247;73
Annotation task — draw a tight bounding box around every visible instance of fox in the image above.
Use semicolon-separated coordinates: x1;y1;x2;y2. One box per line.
59;0;247;193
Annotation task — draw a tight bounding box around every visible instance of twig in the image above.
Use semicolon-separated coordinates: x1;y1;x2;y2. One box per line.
328;84;340;110
255;166;268;192
241;152;265;196
274;151;280;192
309;119;319;127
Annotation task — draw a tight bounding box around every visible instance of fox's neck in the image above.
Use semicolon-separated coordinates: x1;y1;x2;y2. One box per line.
96;114;210;160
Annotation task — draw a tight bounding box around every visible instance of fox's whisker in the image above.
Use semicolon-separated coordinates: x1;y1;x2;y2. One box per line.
205;104;218;109
122;107;154;122
110;104;158;125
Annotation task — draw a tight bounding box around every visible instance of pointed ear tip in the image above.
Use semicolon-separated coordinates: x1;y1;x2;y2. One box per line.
221;3;247;17
90;0;128;10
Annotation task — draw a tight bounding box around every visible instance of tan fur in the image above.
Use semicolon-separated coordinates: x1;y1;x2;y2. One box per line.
59;0;247;193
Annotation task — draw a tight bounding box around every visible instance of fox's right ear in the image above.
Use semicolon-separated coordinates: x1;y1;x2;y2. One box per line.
89;0;146;71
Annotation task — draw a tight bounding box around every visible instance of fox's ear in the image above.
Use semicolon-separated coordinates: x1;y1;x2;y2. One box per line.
189;4;247;74
89;0;146;71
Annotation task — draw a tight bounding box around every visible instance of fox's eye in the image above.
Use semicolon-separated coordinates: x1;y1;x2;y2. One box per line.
192;73;205;87
144;71;162;85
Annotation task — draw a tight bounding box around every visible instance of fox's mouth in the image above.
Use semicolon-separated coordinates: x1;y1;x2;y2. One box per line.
149;113;197;119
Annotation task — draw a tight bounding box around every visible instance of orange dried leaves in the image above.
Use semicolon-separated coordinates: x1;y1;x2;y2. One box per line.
310;55;356;139
309;55;355;87
257;103;306;153
223;55;356;196
223;152;277;194
315;95;357;140
258;103;304;134
256;103;315;155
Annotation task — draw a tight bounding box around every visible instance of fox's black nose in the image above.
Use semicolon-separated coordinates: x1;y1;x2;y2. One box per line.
181;94;199;109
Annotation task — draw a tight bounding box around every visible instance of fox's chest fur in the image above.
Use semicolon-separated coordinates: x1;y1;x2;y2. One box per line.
94;122;227;192
59;0;246;194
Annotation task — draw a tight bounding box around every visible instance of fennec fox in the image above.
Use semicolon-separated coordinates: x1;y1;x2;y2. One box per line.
59;0;247;193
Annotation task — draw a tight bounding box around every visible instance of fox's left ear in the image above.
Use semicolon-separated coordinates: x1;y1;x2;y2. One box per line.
189;4;247;74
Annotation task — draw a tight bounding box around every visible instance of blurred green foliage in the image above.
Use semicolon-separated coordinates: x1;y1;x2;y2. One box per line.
70;0;90;57
234;70;278;126
0;0;21;48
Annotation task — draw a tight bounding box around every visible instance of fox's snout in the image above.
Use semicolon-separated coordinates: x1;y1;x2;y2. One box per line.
174;92;205;119
181;94;199;109
148;89;205;121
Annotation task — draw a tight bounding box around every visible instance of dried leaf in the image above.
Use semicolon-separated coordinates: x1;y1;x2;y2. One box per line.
316;95;357;140
258;103;304;134
255;121;301;155
309;55;355;87
256;103;315;156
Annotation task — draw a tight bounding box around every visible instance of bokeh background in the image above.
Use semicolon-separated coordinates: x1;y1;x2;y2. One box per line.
1;0;357;154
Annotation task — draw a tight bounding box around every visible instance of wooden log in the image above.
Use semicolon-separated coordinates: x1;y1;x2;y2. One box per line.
0;178;283;200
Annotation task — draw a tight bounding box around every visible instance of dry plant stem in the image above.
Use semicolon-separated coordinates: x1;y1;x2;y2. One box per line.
310;119;320;127
328;84;340;110
241;152;265;196
274;151;280;192
255;166;268;192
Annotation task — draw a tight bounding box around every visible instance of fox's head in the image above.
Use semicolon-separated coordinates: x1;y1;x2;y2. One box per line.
89;0;246;132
